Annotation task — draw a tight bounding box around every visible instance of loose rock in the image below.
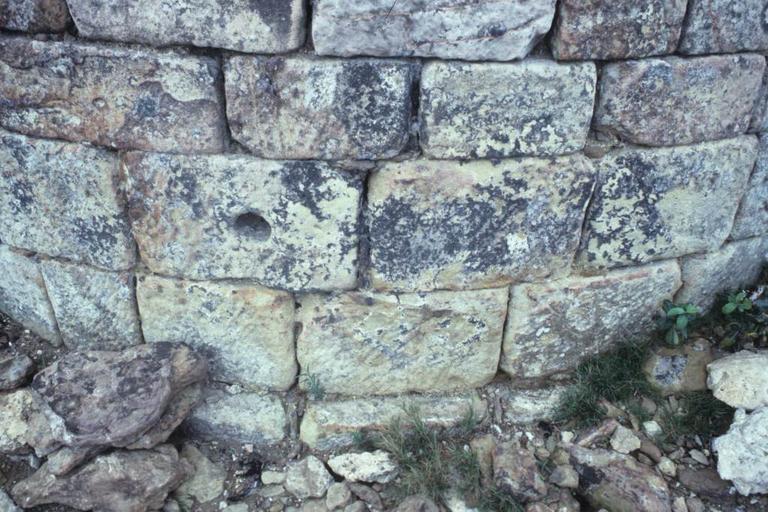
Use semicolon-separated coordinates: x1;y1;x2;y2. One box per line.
284;456;334;499
609;425;641;454
549;465;579;489
328;451;398;484
0;350;34;390
677;467;730;497
326;482;352;510
493;441;548;502
393;496;439;512
713;407;768;495
707;351;768;410
174;444;226;509
643;339;714;396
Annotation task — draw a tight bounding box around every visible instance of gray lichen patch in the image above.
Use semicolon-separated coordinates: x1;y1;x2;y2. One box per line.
679;0;768;55
577;136;757;272
0;0;71;32
731;134;768;240
124;152;362;291
419;59;596;159
367;156;596;292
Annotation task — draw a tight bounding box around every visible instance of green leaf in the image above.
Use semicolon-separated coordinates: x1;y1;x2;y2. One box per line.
666;329;679;346
667;307;685;317
722;302;737;315
684;304;699;315
676;315;688;330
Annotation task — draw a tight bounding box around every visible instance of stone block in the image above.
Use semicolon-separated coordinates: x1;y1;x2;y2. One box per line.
0;36;225;153
300;392;486;450
367;156;595;291
0;246;60;345
125;152;362;290
577;137;757;271
225;56;414;159
0;0;71;32
137;274;297;391
0;130;134;270
752;65;768;133
500;261;681;381
594;54;765;146
297;288;508;395
732;135;768;240
312;0;555;61
40;260;142;350
679;0;768;55
551;0;687;60
66;0;305;53
419;60;595;159
490;384;570;424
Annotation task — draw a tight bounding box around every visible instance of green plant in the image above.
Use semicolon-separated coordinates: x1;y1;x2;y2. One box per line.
722;291;752;314
657;301;699;346
302;370;326;401
713;287;768;350
659;391;733;442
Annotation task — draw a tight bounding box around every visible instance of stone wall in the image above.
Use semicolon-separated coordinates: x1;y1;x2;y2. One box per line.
0;0;767;454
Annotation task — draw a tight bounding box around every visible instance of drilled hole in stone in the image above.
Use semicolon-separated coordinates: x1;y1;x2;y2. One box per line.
234;212;271;241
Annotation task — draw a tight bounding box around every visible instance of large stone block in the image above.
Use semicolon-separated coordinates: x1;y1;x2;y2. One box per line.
312;0;555;61
500;261;681;381
0;0;71;32
125;152;361;290
732;135;768;240
297;288;508;395
0;130;134;271
40;260;142;350
577;137;757;271
676;237;768;311
225;56;414;160
550;0;687;60
594;55;765;146
419;60;595;159
679;0;768;55
0;37;225;153
137;274;296;391
752;65;768;133
490;384;570;424
66;0;305;53
0;246;60;345
367;156;595;291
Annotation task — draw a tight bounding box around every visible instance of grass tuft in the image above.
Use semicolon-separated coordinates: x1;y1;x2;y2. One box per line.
659;391;734;442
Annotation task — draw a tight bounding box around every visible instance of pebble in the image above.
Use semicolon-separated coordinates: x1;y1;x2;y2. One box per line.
610;425;641;454
642;420;663;439
657;457;676;477
689;449;709;466
672;496;688;512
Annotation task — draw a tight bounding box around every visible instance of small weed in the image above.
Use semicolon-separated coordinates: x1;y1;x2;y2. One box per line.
301;370;325;401
659;391;734;442
706;286;768;351
657;300;699;346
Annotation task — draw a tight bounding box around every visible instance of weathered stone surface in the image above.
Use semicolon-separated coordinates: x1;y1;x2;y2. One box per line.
679;0;768;55
643;339;713;396
594;55;765;146
732;135;768;239
174;444;226;509
0;37;225;153
713;407;768;495
676;237;768;311
0;389;45;454
67;0;305;53
313;0;555;61
493;441;548;502
328;451;398;484
297;288;507;395
125;152;361;290
285;456;334;499
551;0;687;60
127;384;202;450
394;496;439;512
0;130;134;270
752;68;768;133
492;384;570;424
0;0;70;32
0;490;19;512
138;274;296;390
367;156;595;291
577;137;757;270
184;389;287;446
40;260;141;350
300;392;486;450
501;261;681;380
707;351;768;410
12;445;190;512
0;349;34;391
420;60;595;159
225;56;413;160
610;426;641;454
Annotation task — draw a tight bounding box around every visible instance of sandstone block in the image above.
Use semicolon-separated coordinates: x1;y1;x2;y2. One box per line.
490;384;569;424
125;152;361;290
551;0;687;60
707;351;768;410
577;137;757;271
594;55;765;146
713;407;768;495
732;135;768;239
297;288;508;395
137;274;296;391
40;260;141;351
367;156;595;291
0;130;134;270
0;37;225;153
0;0;71;32
225;56;414;160
501;261;681;380
312;0;555;61
67;0;305;53
420;60;595;159
679;0;768;55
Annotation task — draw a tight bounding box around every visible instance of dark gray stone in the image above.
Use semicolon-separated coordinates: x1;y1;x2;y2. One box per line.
0;0;71;32
679;0;768;55
0;349;34;390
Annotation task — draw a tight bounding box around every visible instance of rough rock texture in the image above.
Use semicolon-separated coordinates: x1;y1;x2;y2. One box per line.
300;392;486;450
577;137;757;271
753;69;768;134
40;260;142;350
312;0;555;61
0;349;34;391
67;0;305;53
125;152;362;290
0;0;71;32
551;0;687;60
676;237;768;311
297;288;508;395
367;156;595;291
225;56;414;160
610;426;641;454
285;456;334;499
501;261;681;381
0;246;60;344
493;441;548;502
126;384;202;451
679;0;768;55
643;339;713;396
491;384;569;424
707;351;768;410
138;274;296;390
174;444;226;509
732;135;768;239
0;37;225;153
0;130;134;270
0;389;51;454
11;445;190;512
328;451;398;484
420;60;595;159
594;55;765;146
0;490;19;512
713;407;768;495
